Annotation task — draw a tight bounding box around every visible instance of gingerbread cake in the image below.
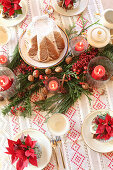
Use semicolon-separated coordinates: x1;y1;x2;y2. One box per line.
25;16;65;63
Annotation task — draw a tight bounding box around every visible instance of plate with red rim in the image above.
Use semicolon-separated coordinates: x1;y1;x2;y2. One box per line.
81;109;113;153
52;0;89;16
19;25;69;69
12;129;52;170
0;0;28;27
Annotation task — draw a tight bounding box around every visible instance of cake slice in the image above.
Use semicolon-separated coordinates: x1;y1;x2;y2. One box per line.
54;31;65;53
38;36;59;62
28;35;38;57
38;37;50;62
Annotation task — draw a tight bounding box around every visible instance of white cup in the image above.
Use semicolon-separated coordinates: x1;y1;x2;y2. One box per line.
101;9;113;29
47;113;70;136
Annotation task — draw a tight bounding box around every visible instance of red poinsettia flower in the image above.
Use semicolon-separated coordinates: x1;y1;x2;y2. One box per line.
5;135;38;170
0;0;22;16
65;0;71;7
95;113;113;140
25;135;37;149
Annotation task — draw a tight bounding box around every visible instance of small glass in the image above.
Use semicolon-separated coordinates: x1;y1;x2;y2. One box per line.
70;36;88;56
0;67;17;99
0;51;9;66
86;56;113;88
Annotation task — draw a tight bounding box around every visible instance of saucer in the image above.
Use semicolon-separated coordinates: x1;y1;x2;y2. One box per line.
82;110;113;153
0;0;28;27
52;0;89;16
13;129;52;170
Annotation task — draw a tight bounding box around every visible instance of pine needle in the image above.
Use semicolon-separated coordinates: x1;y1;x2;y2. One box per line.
8;44;21;70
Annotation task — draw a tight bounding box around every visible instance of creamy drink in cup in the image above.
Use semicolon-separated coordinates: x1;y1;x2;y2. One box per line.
47;113;70;136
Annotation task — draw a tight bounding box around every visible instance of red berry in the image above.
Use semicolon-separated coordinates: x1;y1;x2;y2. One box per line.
39;75;43;80
44;76;48;80
83;71;87;74
84;66;87;70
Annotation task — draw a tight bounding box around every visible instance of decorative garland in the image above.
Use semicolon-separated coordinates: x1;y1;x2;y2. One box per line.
2;17;113;118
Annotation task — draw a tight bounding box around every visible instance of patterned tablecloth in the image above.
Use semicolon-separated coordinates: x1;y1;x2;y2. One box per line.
1;0;113;170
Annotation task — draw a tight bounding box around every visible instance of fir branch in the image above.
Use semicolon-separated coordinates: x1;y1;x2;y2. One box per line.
8;44;21;70
2;81;43;116
65;24;78;40
34;79;91;114
99;44;113;61
21;96;32;117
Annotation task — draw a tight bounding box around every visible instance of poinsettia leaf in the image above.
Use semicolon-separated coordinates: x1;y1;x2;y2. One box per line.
6;147;14;155
20;144;27;148
105;113;111;124
25;149;35;158
15;9;22;14
98;118;105;124
15;150;25;159
25;135;32;147
14;4;21;10
96;124;105;134
3;7;8;12
13;0;21;4
29;156;38;167
65;0;71;7
31;141;37;148
106;125;111;134
110;118;113;125
11;155;18;164
104;133;110;140
16;139;22;145
110;132;113;137
5;152;10;154
16;159;25;170
9;8;15;16
8;139;15;147
25;150;32;157
23;158;29;168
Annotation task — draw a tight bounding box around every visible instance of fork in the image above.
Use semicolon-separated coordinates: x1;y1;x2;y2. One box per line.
56;136;66;169
51;139;59;170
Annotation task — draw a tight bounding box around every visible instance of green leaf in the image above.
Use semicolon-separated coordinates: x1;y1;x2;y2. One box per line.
15;9;22;15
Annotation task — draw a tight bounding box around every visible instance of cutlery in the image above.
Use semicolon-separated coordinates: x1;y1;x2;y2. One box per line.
56;136;66;169
51;139;59;170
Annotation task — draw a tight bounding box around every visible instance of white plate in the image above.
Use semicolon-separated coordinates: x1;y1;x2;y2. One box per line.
19;26;69;69
82;110;113;153
52;0;89;16
0;0;28;27
13;129;52;170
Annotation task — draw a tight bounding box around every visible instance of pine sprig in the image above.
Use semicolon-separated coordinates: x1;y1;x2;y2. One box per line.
2;80;44;116
65;24;78;40
99;44;113;61
35;78;92;114
21;96;32;117
8;44;21;70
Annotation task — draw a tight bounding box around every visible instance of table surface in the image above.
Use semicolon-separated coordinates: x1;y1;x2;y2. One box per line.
0;0;113;170
101;0;113;9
